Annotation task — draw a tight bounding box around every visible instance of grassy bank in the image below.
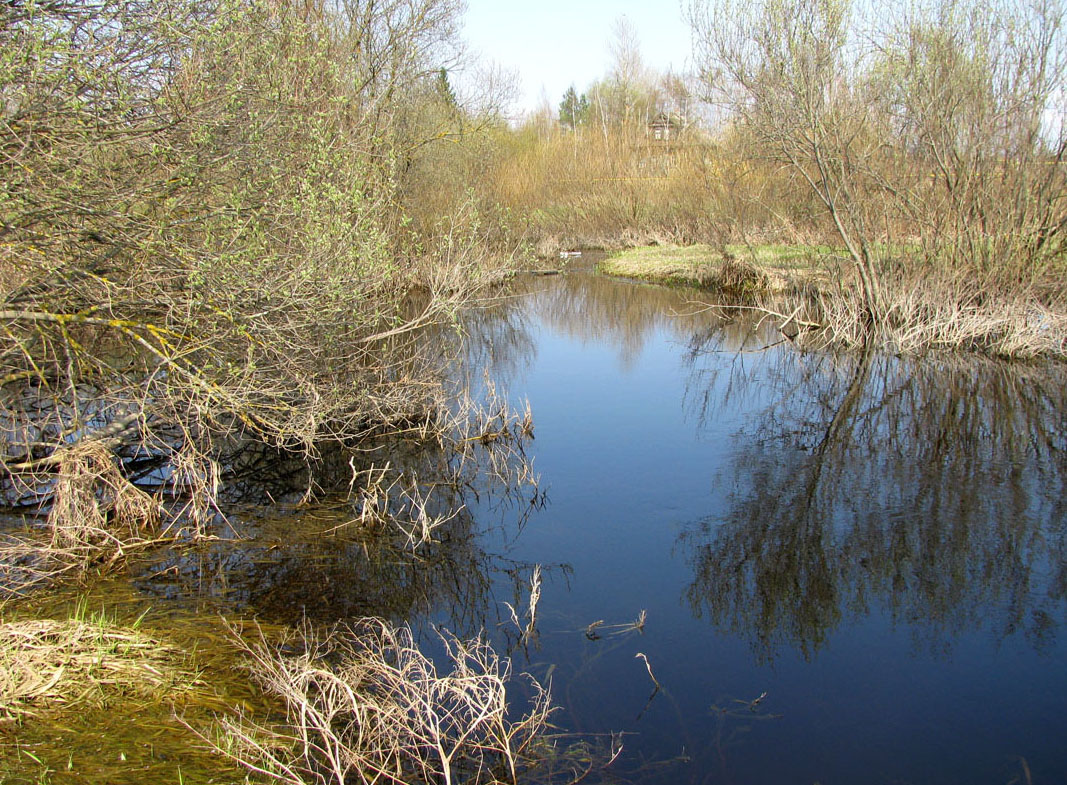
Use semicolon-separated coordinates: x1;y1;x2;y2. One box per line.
599;244;834;294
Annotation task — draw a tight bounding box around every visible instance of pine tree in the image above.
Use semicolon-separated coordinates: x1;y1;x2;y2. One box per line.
559;85;590;130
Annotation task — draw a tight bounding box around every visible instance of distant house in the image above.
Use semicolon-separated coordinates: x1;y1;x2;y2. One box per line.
648;112;683;143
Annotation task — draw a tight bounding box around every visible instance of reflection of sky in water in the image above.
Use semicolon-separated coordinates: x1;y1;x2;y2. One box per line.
463;272;1067;785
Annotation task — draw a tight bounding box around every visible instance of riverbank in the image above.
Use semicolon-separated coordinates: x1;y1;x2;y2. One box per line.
597;244;833;295
598;243;1067;359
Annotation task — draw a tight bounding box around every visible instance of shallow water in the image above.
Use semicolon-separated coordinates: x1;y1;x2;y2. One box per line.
455;270;1067;784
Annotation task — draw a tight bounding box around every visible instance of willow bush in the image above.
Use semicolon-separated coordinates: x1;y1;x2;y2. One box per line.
690;0;1067;350
0;0;510;560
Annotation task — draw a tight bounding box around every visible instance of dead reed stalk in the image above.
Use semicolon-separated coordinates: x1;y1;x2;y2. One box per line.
47;441;162;555
0;441;174;597
505;564;542;650
806;270;1067;358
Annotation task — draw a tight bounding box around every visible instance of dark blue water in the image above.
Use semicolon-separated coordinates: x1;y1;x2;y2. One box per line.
463;270;1067;785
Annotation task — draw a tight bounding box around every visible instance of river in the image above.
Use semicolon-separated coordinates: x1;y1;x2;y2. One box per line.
450;265;1067;784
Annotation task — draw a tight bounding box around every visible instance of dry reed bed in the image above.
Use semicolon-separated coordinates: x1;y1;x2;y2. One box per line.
799;272;1067;359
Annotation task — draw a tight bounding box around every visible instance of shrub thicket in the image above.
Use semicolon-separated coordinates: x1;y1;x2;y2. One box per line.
0;0;515;557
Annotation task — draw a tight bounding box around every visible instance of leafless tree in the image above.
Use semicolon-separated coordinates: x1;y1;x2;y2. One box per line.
689;0;1067;343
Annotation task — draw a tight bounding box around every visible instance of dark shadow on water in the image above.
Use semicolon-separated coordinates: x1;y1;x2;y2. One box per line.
130;430;552;635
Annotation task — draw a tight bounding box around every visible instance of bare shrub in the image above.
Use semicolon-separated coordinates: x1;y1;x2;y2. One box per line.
215;619;555;785
690;0;1067;346
716;254;770;297
766;264;1067;357
0;0;522;584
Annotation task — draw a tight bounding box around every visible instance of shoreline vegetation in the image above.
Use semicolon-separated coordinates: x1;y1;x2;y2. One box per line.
598;244;1067;359
507;0;1067;360
0;0;560;781
0;591;566;785
597;244;832;294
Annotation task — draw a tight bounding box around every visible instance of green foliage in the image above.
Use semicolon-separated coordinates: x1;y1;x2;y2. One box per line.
436;67;459;109
559;85;590;129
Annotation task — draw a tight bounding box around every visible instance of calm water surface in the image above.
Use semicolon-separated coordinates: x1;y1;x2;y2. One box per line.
455;268;1067;785
122;265;1067;785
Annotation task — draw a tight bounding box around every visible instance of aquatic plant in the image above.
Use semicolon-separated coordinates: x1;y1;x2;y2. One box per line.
0;612;196;718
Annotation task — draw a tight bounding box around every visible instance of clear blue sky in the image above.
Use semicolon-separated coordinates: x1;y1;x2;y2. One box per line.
460;0;693;116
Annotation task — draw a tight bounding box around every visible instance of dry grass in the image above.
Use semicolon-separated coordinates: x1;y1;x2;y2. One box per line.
330;374;540;552
727;264;1067;358
1;441;175;598
717;254;772;297
213;618;556;785
0;616;196;718
448;374;539;499
47;441;163;556
817;275;1067;359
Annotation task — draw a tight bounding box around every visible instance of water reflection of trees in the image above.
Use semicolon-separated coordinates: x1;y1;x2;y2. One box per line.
679;344;1067;662
135;435;546;634
113;281;550;634
455;289;539;386
137;505;494;630
511;274;759;371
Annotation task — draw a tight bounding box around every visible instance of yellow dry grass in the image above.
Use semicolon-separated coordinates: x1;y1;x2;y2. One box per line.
0;618;197;717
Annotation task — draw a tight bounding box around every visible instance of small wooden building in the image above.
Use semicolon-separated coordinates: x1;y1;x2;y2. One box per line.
648;112;683;142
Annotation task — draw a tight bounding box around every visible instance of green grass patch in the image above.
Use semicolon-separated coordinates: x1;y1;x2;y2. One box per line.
598;243;837;292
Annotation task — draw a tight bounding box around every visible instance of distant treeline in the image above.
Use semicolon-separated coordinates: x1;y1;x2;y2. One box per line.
433;0;1067;355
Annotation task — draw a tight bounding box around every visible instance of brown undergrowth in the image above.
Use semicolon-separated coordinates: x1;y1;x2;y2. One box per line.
740;265;1067;359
